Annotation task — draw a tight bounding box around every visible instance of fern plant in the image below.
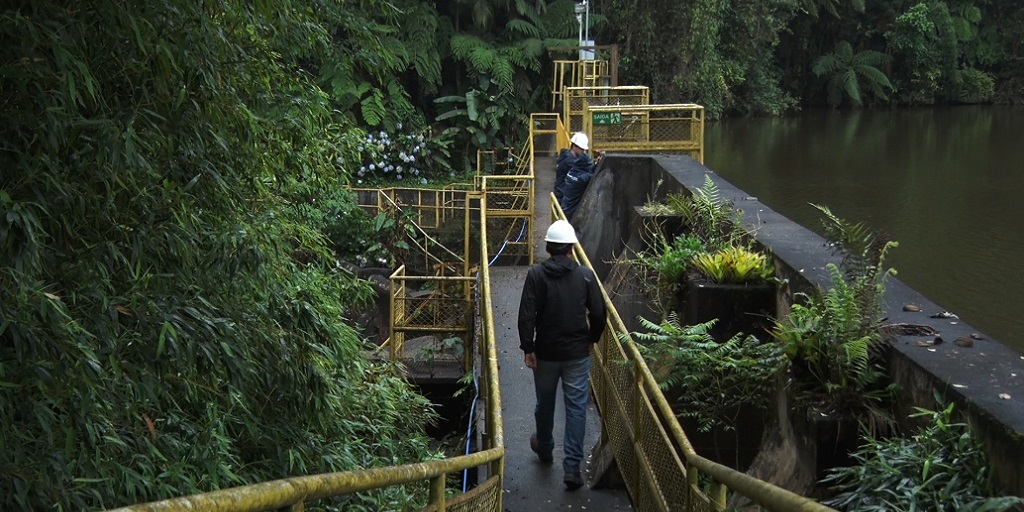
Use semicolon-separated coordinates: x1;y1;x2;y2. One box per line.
664;175;748;250
772;206;899;434
631;314;788;433
812;40;895;107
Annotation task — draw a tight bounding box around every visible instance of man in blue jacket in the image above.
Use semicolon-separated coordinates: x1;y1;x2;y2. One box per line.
554;132;595;202
518;220;607;491
554;132;599;220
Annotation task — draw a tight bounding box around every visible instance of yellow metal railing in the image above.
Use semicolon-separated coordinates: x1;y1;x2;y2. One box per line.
476;135;536;266
584;104;705;163
389;265;476;372
354;186;472;230
564;85;650;134
529;112;570;157
551;59;611;111
353;187;473;276
548;197;834;512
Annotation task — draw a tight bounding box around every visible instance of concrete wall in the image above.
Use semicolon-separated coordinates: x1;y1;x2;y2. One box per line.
572;154;1024;497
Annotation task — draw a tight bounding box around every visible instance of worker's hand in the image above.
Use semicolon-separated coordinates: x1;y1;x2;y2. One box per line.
524;353;537;369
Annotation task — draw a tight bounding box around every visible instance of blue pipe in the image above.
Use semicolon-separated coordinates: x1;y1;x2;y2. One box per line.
488;219;528;267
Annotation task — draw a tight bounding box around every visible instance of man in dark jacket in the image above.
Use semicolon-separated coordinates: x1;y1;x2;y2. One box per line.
518;220;607;491
554;132;595;203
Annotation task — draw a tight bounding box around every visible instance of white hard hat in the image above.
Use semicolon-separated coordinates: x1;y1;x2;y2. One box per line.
544;220;578;244
569;132;590;151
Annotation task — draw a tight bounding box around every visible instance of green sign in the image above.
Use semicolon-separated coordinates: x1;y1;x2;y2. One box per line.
592;112;622;125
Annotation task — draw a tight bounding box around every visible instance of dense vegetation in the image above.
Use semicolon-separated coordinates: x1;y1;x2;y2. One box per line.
596;0;1024;116
1;1;429;510
3;0;1021;509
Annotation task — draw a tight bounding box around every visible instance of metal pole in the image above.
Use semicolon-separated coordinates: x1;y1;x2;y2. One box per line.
584;1;590;48
577;13;583;49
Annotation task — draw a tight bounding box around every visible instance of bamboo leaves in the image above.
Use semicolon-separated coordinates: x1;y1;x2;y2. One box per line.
1;2;438;509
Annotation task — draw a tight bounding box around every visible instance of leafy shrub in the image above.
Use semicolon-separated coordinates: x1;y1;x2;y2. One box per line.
690;245;773;284
664;175;748;251
654;234;704;285
631;314;788;433
822;402;1024;512
0;3;439;510
772;205;899;434
958;67;996;103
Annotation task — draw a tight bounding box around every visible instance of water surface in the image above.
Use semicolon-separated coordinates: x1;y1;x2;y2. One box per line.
705;106;1024;354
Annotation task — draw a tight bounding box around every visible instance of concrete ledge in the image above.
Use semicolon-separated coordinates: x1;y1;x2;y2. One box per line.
572;153;1024;496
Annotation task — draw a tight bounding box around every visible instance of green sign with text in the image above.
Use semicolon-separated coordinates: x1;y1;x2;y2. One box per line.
592;112;622;125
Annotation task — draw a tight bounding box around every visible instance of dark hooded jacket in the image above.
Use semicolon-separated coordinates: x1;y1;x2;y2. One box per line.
518;254;606;361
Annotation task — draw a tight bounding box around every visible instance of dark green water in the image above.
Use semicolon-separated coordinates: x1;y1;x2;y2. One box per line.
705;106;1024;355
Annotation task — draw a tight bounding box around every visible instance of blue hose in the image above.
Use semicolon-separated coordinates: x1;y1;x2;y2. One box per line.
488;219;528;267
461;367;480;492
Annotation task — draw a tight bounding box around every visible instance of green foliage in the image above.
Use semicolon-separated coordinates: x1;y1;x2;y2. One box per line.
690;246;774;284
665;175;748;250
773;205;898;434
812;41;894;107
799;0;865;19
430;0;578;169
774;266;896;434
606;0;1024;109
605;0;798;118
654;235;705;285
316;0;442;130
280;187;383;267
367;209;420;269
0;2;439;509
822;401;1024;511
958;67;996;103
435;89;523;172
631;314;788;432
886;1;961;105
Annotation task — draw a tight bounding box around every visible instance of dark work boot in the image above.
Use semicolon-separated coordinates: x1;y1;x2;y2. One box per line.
529;433;553;464
564;471;583;491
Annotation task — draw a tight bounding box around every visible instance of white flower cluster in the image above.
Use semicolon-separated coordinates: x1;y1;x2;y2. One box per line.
355;126;433;185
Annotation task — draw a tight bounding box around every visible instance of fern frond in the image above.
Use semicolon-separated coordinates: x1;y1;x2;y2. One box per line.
812;54;842;76
468;46;497;74
506;19;541;38
360;89;385;126
491;58;515;93
841;69;861;105
450;34;484;60
517;38;545;60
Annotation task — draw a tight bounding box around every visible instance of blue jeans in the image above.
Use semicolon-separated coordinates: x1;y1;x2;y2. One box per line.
533;356;592;474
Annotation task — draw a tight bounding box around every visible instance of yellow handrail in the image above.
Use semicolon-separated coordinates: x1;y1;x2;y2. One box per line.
107;449;503;512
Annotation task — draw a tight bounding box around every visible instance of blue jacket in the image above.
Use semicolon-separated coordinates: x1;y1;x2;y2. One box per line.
554;149;594;202
559;162;594;220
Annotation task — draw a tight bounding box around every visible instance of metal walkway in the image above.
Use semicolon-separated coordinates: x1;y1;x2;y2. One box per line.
490;155;632;510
